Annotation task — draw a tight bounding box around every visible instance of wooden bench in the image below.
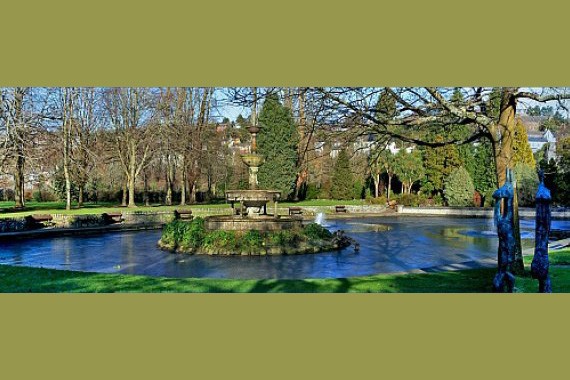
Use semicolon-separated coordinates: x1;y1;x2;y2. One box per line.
288;207;303;216
335;205;348;213
25;214;54;227
102;212;123;224
174;210;193;220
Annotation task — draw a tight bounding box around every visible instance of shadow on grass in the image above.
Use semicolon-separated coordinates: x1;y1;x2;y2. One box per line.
2;259;570;293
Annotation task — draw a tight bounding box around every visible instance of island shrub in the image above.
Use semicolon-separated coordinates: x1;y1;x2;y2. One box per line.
268;230;299;246
303;223;333;240
160;219;344;255
203;230;238;251
242;230;264;249
161;218;206;249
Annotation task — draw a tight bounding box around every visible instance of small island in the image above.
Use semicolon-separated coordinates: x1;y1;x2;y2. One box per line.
158;217;352;255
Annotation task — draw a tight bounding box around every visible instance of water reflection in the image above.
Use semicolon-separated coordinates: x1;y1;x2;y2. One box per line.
1;217;569;279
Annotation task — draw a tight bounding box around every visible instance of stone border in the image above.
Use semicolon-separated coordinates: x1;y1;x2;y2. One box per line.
397;206;570;220
0;211;176;238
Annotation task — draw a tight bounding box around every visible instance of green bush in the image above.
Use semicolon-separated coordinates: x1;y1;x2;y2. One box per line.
203;230;238;251
353;180;364;199
483;189;495;207
241;230;264;249
305;184;320;200
180;217;206;249
396;193;421;207
444;167;475;206
268;230;300;246
161;218;205;249
423;193;443;206
303;223;333;240
367;195;387;205
513;163;539;207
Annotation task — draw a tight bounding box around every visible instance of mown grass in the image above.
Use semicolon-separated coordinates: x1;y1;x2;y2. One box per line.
2;250;569;293
0;201;224;217
524;248;570;266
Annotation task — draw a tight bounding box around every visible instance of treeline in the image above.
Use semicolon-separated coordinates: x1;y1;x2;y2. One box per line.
1;87;569;209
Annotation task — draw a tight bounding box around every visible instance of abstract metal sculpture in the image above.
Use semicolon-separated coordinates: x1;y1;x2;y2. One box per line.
492;169;516;293
531;170;552;293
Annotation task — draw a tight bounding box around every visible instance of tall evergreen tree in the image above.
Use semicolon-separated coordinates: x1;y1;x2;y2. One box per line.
555;137;570;205
257;93;299;198
470;139;497;195
421;134;462;196
512;118;536;167
444;167;475;206
330;149;354;200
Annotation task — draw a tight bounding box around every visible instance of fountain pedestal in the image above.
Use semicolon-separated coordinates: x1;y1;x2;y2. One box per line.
205;125;301;231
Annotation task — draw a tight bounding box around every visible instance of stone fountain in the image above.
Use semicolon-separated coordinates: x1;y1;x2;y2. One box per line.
204;125;302;232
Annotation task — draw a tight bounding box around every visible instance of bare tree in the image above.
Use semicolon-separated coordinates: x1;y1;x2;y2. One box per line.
0;87;46;208
104;87;155;208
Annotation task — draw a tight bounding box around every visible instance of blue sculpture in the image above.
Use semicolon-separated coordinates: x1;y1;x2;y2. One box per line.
492;169;516;293
531;170;552;293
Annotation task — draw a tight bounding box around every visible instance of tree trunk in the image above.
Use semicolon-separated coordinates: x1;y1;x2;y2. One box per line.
494;89;524;275
128;174;136;208
127;141;138;208
14;155;25;208
190;181;196;204
387;174;392;201
143;171;149;206
165;157;173;206
78;186;84;207
121;179;128;207
373;173;379;198
180;164;187;206
63;147;72;211
62;88;73;211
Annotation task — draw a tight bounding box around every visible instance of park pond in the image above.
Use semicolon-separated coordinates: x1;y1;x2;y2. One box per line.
1;216;569;279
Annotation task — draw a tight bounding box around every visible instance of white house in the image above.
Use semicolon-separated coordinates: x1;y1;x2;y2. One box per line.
527;129;557;161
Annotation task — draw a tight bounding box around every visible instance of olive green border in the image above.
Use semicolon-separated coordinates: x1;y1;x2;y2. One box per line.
2;1;570;379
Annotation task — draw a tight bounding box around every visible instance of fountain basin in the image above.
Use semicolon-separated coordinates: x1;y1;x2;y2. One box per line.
226;189;282;217
240;154;265;167
225;189;281;202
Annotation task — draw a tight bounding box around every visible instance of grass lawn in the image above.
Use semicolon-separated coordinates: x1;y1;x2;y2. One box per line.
1;248;569;293
0;201;227;217
0;199;367;218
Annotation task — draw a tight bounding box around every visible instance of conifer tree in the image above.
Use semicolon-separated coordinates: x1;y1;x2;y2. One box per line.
257;93;299;198
512;118;536;167
330;149;354;200
444;167;475;206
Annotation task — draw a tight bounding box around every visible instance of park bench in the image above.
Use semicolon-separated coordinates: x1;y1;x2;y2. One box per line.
174;210;193;220
288;207;303;216
102;212;123;224
25;214;54;227
388;200;397;209
335;205;348;213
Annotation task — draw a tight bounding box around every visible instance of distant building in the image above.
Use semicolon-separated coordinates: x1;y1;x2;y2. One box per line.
527;129;557;160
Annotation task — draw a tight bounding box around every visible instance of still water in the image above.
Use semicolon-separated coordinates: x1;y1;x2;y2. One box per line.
1;217;569;279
